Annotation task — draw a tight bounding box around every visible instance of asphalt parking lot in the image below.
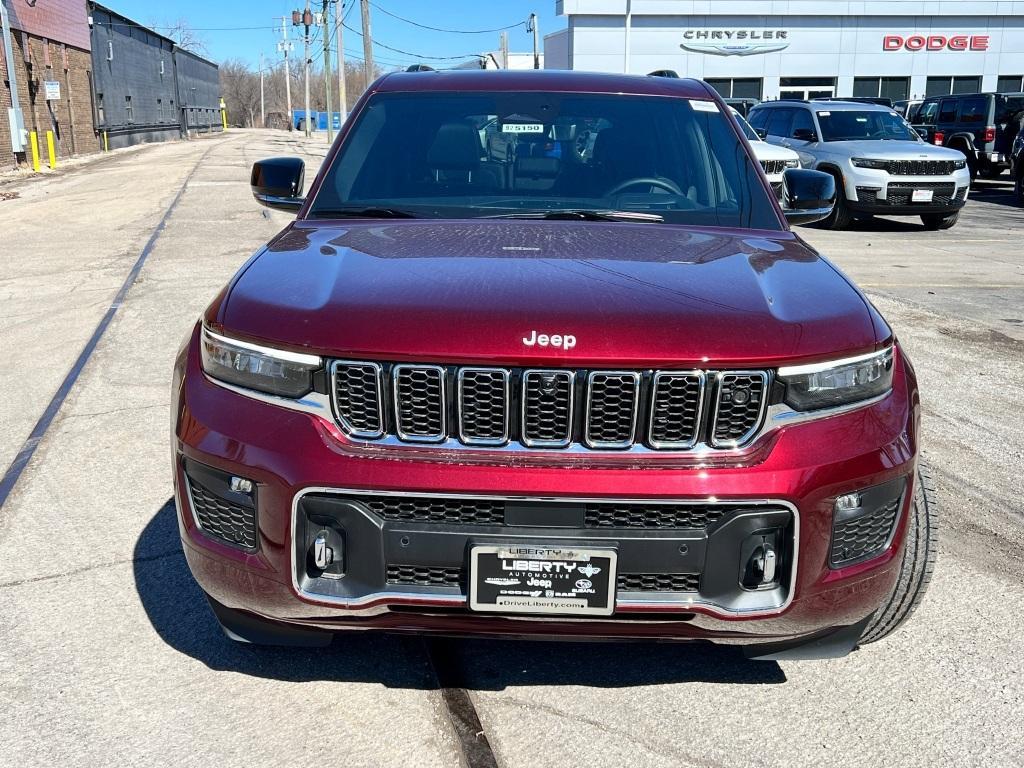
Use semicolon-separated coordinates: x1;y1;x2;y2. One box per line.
0;130;1021;767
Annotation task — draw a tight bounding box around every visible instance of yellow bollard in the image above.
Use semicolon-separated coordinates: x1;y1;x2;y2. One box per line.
46;131;57;169
103;130;109;151
220;98;228;131
29;131;40;172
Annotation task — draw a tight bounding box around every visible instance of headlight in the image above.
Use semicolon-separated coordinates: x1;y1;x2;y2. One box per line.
778;347;894;411
953;158;967;169
200;327;321;398
784;158;800;169
851;158;888;170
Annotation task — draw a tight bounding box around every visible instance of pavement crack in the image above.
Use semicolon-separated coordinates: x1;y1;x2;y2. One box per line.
0;548;182;590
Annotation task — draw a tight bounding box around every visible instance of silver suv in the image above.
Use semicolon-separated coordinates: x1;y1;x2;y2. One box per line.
748;100;970;230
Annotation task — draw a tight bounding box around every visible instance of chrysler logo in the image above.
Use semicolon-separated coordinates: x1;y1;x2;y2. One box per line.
681;29;790;57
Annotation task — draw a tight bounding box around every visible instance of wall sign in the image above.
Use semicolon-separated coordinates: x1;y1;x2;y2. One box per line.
883;35;990;52
681;30;790;57
44;81;61;101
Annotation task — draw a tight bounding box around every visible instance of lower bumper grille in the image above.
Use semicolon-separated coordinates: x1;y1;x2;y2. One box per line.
830;498;900;567
187;478;257;550
385;565;700;594
352;494;734;530
616;573;699;593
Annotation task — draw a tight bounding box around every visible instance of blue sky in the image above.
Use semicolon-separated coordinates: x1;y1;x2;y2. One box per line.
109;0;563;69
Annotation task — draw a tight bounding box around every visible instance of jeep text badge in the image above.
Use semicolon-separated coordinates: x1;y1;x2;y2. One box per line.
523;330;577;350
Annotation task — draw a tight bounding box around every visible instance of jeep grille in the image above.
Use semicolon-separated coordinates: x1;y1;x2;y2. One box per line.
330;362;771;452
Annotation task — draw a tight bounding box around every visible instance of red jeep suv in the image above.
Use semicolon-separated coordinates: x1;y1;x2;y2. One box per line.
171;71;935;659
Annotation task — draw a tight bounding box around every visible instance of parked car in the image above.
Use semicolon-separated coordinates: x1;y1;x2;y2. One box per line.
749;99;970;229
174;71;934;660
1012;116;1024;204
893;99;923;122
913;92;1024;178
730;106;801;196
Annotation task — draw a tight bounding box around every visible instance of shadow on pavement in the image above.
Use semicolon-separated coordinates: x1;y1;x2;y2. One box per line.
135;500;786;689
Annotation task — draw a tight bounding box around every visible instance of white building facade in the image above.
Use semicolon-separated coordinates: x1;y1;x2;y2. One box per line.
544;1;1024;101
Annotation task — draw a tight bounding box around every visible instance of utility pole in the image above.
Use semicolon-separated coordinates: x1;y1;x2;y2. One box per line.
322;0;334;142
258;52;265;128
623;0;632;74
278;16;293;131
360;0;373;88
499;30;509;69
529;13;539;69
336;0;346;119
304;3;312;137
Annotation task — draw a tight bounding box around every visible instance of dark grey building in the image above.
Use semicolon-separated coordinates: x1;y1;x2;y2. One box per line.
88;3;220;149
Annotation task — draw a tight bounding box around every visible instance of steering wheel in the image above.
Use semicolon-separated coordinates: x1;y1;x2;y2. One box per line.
605;176;684;197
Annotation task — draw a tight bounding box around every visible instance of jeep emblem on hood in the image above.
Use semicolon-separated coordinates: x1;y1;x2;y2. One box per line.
523;330;577;350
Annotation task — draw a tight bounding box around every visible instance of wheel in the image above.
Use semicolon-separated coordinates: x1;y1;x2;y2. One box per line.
206;594;333;647
920;211;960;230
1014;168;1024;205
816;172;853;230
860;465;938;644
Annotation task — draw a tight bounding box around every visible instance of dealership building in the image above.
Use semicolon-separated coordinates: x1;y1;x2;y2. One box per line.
545;1;1024;101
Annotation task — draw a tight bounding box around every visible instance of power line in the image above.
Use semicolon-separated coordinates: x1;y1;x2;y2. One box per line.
368;2;528;35
341;20;483;60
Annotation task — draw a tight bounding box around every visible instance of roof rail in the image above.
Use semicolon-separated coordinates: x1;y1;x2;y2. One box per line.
405;64;435;73
648;69;680;78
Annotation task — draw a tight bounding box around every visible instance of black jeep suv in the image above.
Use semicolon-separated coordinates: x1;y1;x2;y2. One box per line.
913;92;1024;178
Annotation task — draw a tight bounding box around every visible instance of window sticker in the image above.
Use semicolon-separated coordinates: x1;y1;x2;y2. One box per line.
690;100;720;113
501;123;544;133
817;111;831;117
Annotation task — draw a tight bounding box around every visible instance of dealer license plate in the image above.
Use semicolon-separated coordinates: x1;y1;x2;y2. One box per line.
469;544;617;616
911;189;934;203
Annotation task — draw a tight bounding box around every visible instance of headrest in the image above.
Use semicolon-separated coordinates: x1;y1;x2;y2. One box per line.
427;121;482;171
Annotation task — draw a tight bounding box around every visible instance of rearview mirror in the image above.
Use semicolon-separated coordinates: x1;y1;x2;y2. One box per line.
780;168;835;226
251;157;305;212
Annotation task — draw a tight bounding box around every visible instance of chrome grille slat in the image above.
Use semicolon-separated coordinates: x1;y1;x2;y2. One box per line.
711;371;769;448
648;371;705;449
331;361;385;438
393;364;446;442
585;371;640;449
522;370;575;448
458;368;510;446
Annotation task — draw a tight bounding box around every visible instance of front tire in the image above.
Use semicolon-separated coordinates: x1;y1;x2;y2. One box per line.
1015;167;1024;205
921;211;960;230
860;465;938;644
817;172;854;230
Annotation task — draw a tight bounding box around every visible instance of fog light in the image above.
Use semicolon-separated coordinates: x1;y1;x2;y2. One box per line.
229;476;254;494
834;492;861;514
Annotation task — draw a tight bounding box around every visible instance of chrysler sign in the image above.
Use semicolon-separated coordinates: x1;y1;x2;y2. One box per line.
681;30;790;57
883;34;990;52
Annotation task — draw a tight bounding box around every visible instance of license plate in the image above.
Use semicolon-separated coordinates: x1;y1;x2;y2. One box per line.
469;544;617;616
911;189;934;202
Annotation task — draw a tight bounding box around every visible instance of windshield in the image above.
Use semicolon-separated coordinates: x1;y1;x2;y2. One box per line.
731;108;760;142
310;91;780;230
815;109;920;142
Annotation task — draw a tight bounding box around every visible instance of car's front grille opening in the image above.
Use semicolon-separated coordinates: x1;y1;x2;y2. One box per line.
358;496;506;525
386;564;464;588
352;494;744;530
885;182;957;206
760;159;787;175
617;573;700;593
711;372;769;447
186;474;257;551
830;498;901;567
330;362;773;452
884;159;958;176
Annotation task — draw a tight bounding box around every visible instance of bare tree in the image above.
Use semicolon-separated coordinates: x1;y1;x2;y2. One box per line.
220;59;262;127
161;19;210;56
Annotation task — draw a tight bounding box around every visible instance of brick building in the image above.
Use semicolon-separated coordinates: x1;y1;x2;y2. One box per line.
1;0;100;169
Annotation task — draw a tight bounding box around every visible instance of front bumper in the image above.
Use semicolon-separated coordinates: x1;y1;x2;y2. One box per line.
845;166;970;216
172;326;920;645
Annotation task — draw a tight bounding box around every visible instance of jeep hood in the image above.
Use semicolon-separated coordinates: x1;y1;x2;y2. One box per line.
825;140;966;161
216;220;886;367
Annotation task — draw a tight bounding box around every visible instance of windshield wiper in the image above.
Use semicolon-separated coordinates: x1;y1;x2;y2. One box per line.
311;207;418;219
483;209;664;223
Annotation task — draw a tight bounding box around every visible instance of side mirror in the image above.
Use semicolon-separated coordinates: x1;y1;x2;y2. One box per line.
780;168;835;226
251;157;305;212
792;128;818;143
755;127;768;140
